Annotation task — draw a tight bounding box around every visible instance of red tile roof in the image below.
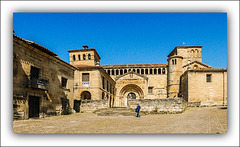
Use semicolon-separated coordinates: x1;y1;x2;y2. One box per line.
101;63;168;68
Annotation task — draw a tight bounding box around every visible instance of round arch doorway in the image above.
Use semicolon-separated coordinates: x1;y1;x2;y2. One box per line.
119;84;144;107
80;91;91;100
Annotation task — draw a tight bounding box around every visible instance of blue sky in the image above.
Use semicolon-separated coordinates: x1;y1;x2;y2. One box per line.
13;13;227;68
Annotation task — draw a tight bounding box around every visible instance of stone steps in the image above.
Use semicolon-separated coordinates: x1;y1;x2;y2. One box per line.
94;107;142;116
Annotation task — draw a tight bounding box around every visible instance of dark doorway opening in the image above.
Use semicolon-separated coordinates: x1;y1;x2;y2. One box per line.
29;96;40;118
81;91;91;100
74;100;81;113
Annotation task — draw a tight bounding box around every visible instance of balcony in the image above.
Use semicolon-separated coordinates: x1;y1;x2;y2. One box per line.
26;76;48;90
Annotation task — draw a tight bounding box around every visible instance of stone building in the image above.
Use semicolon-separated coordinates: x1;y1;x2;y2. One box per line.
13;35;76;119
13;34;227;119
68;46;116;112
99;46;227;107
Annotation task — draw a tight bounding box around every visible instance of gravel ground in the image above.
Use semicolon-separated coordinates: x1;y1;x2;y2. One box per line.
13;106;227;134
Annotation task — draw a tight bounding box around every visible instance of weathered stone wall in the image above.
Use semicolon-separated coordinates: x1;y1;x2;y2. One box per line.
13;35;75;120
188;71;227;105
80;100;108;112
128;98;187;114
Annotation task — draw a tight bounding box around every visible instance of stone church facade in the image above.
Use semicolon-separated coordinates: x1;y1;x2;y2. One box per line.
13;35;227;119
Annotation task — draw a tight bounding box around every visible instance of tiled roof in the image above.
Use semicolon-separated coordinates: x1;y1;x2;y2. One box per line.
101;63;168;68
13;34;77;70
13;34;58;56
189;68;227;72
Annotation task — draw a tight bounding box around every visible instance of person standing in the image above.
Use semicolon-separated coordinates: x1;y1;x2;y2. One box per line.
136;104;141;117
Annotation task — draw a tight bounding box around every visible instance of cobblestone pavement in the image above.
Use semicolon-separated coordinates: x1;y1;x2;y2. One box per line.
13;106;227;134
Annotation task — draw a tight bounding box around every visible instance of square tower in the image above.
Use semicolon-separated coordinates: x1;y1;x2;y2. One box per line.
68;45;101;67
168;46;202;66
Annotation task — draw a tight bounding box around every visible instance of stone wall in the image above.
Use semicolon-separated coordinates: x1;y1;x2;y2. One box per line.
127;98;187;114
80;100;108;113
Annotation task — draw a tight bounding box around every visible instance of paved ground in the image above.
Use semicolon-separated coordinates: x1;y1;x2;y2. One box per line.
13;106;227;134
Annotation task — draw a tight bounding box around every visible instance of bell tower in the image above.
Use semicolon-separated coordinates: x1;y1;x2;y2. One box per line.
68;45;101;67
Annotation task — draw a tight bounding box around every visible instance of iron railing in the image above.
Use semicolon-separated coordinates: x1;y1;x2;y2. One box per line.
26;76;48;90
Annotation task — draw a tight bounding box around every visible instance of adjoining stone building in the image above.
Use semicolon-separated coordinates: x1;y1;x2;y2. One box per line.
13;34;227;119
13;35;76;119
68;46;116;112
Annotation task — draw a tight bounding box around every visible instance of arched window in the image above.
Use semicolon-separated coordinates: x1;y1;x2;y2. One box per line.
108;70;111;75
137;69;140;74
128;69;131;72
78;55;80;60
141;69;144;74
145;69;148;74
127;92;136;99
172;59;174;65
112;69;115;75
88;54;91;60
73;55;76;61
195;49;198;57
175;59;177;65
124;69;127;74
81;91;91;100
191;50;194;57
154;68;157;74
158;68;161;74
162;68;165;74
120;69;123;75
116;70;119;75
150;69;153;74
133;69;135;72
83;54;86;60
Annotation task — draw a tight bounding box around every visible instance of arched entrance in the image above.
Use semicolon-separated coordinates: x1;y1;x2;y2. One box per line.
81;91;91;100
119;84;144;107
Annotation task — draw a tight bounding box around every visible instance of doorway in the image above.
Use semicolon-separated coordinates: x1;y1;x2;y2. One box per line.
28;96;40;118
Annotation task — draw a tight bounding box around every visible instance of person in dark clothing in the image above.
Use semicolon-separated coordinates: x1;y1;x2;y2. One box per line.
136;104;141;117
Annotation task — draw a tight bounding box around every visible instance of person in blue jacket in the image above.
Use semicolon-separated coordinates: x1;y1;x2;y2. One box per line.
136;104;141;117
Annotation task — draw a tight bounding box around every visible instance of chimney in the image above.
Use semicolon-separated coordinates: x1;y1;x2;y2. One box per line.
82;45;89;49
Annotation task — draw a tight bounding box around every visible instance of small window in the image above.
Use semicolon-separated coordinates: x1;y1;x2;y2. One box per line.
82;73;90;87
141;69;144;74
158;68;161;74
162;68;165;74
108;70;111;75
83;54;86;60
145;69;148;74
206;74;212;82
88;54;91;60
172;59;174;65
73;55;76;61
148;87;153;94
137;69;140;74
78;55;80;60
150;69;153;74
175;59;177;65
120;69;123;75
124;69;127;74
154;69;157;74
112;70;115;75
133;69;135;72
61;77;68;88
128;69;131;72
116;70;119;75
